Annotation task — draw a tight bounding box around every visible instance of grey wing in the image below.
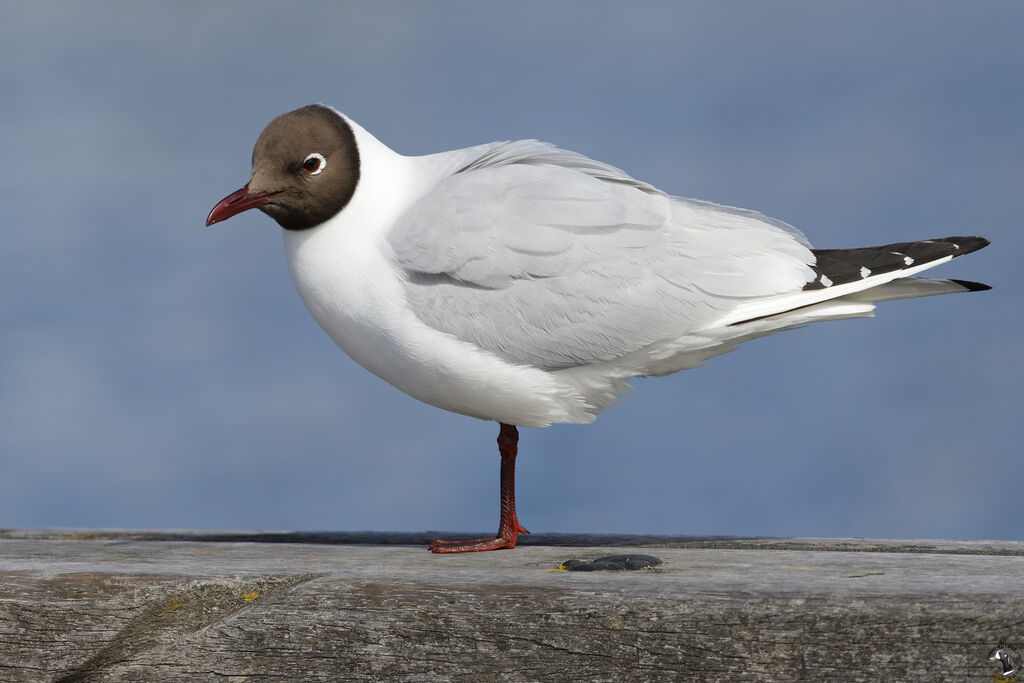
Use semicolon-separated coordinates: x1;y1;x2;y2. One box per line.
389;141;816;370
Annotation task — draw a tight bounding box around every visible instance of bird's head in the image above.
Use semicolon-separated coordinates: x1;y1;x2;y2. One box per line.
206;104;360;231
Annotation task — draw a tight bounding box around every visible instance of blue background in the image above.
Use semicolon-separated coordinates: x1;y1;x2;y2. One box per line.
1;2;1020;539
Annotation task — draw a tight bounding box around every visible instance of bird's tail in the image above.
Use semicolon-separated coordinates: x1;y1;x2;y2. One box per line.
565;236;990;407
720;235;990;327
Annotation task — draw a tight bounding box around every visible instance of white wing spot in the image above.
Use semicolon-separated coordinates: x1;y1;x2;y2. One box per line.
860;266;871;278
820;274;833;287
903;255;914;265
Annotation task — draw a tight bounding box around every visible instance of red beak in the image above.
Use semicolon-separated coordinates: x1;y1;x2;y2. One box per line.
206;185;276;226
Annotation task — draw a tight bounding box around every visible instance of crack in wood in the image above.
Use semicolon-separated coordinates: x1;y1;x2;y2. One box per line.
52;574;320;682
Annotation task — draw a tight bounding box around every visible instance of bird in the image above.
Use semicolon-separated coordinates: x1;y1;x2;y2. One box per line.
206;104;990;553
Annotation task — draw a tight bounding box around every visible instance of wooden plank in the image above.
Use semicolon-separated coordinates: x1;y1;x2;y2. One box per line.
1;530;1022;681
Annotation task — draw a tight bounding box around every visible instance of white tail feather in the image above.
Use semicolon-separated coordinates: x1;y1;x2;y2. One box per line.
713;256;955;328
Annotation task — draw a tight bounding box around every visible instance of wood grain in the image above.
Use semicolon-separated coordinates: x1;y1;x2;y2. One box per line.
1;530;1021;681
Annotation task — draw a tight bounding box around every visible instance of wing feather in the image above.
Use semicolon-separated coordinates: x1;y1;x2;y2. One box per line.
388;141;815;370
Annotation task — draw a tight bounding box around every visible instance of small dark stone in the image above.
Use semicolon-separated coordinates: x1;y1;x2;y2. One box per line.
561;554;663;571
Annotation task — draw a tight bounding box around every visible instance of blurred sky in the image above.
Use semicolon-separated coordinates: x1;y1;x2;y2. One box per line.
1;2;1021;540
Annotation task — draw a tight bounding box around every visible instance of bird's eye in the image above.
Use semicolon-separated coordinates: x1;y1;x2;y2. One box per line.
302;152;326;175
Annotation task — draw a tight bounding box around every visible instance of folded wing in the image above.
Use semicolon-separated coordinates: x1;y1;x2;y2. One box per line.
387;140;816;370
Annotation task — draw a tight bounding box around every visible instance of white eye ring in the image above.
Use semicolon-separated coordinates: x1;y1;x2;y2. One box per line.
302;152;326;175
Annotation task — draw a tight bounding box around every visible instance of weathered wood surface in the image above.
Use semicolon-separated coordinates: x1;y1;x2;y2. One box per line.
1;530;1022;682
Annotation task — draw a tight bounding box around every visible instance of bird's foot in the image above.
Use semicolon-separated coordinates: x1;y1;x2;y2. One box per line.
428;535;516;553
428;522;529;554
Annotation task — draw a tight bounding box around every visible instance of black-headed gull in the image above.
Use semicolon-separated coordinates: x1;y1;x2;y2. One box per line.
207;104;989;553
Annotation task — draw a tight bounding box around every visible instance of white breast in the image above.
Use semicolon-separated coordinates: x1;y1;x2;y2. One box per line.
281;119;590;427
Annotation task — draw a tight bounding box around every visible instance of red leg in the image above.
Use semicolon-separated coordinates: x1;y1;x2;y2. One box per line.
429;423;529;553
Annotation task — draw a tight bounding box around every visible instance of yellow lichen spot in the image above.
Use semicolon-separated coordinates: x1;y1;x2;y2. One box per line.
60;533;96;540
164;598;182;612
544;563;568;572
242;590;260;602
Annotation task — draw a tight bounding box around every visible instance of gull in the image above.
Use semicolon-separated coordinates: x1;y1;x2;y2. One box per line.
207;104;990;552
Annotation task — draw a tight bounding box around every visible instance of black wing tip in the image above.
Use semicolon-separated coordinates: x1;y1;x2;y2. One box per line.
947;278;992;292
940;236;990;257
803;235;990;292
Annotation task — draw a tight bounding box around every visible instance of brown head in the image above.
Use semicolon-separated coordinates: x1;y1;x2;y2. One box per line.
206;105;360;231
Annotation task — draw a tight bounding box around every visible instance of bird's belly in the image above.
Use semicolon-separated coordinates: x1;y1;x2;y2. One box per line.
283;230;588;426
